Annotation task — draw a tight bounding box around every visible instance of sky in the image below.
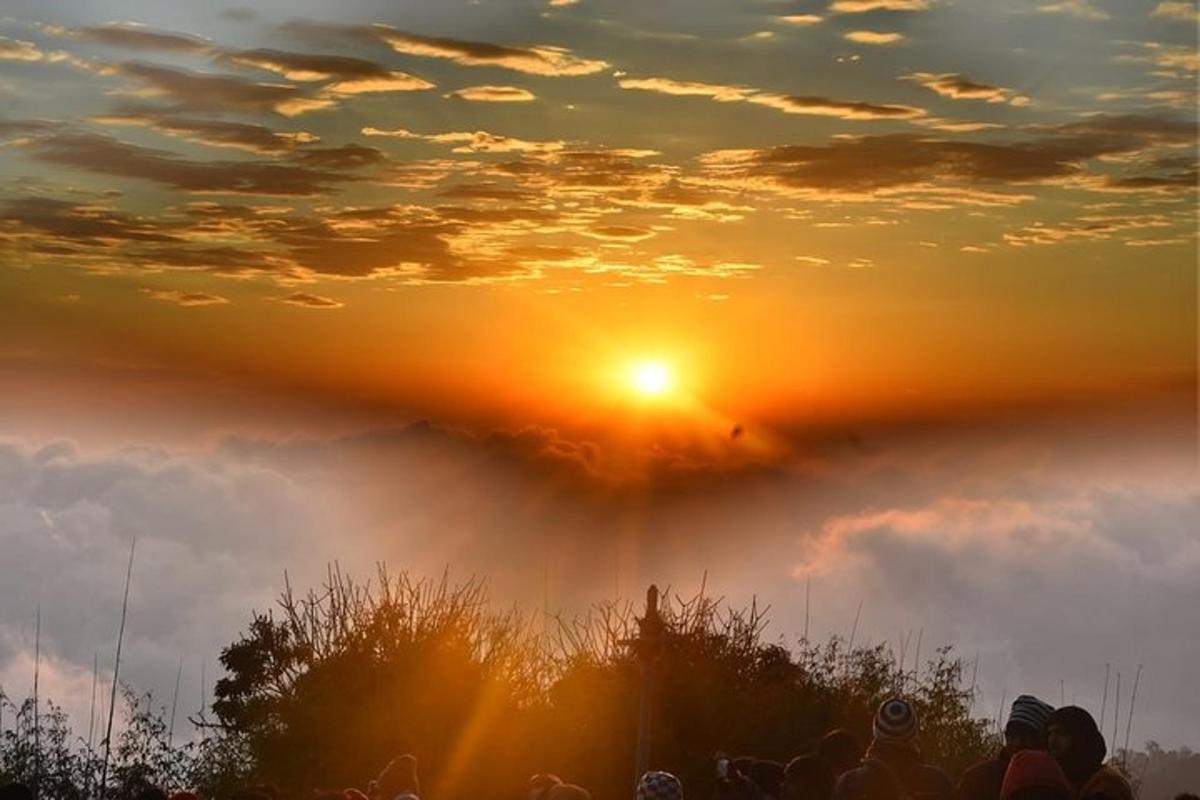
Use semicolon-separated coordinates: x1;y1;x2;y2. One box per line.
0;0;1197;752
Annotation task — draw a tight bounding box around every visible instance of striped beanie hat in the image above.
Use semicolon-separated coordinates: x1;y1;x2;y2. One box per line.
873;697;918;743
637;771;683;800
1007;695;1055;737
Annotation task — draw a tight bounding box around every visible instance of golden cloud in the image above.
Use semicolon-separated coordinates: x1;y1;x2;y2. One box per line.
844;31;905;45
445;85;537;102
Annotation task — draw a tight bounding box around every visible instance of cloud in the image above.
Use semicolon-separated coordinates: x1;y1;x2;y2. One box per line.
283;21;608;76
0;35;45;62
830;0;932;10
0;196;181;245
0;438;342;733
915;118;1005;132
142;289;230;306
902;73;1024;104
699;113;1199;203
90;109;320;154
217;48;434;95
580;224;657;242
747;93;924;119
18;129;376;196
1152;1;1200;21
619;76;925;120
49;22;212;53
362;127;564;154
618;76;751;101
276;291;344;308
445;85;537;102
778;14;825;25
109;61;333;116
1037;0;1110;21
844;30;905;44
1002;213;1174;246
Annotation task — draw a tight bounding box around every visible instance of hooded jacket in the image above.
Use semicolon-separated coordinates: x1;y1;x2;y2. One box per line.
1045;707;1132;800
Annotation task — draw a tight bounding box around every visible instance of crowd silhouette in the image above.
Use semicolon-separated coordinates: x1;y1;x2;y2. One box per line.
0;693;1170;800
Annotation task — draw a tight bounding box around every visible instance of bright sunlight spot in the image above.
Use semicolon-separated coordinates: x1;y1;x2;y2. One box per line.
628;360;674;397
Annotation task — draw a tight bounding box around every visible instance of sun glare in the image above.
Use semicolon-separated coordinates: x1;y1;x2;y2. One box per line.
629;360;674;397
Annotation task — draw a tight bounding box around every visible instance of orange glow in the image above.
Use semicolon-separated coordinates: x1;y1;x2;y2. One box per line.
627;359;674;398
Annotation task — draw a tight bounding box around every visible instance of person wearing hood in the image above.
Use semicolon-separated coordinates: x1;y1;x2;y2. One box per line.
1045;707;1132;800
833;698;953;800
957;694;1056;800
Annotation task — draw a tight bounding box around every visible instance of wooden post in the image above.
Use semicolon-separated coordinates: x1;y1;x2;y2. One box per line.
628;585;666;785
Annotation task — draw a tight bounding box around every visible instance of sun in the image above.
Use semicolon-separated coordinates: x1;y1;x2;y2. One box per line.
628;360;674;397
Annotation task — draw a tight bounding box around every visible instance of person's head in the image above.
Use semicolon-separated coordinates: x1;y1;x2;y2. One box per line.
547;784;592;800
714;758;758;800
638;770;684;800
169;793;201;800
231;791;273;800
135;788;169;800
870;698;918;761
741;759;784;798
373;754;420;798
818;729;863;777
0;784;34;800
1045;706;1106;785
782;755;834;800
851;759;902;800
530;775;564;800
1000;750;1071;800
1004;695;1056;752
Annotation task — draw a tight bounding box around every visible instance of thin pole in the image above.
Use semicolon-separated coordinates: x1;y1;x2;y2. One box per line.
1123;665;1142;765
969;652;980;710
803;575;811;642
1099;662;1110;731
1111;672;1121;756
100;539;136;800
88;652;98;751
913;628;923;687
848;597;864;651
168;657;183;749
33;607;41;800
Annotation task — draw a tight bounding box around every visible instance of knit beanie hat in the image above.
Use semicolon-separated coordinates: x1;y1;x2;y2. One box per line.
873;698;918;743
637;771;684;800
1000;751;1071;800
1006;695;1055;738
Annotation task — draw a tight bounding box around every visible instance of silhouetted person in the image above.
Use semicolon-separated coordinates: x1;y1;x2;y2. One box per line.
834;698;953;800
735;758;785;798
1045;707;1132;800
819;729;865;781
369;754;420;800
529;775;593;800
838;760;902;800
715;757;764;800
999;751;1072;800
134;788;169;800
783;755;835;800
638;770;684;800
958;695;1056;800
0;785;34;800
232;785;281;800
